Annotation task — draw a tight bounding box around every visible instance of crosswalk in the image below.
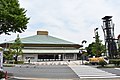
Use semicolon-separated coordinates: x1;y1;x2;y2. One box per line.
31;60;82;65
15;61;82;68
69;65;120;79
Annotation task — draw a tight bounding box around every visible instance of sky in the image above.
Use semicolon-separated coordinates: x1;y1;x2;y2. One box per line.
0;0;120;47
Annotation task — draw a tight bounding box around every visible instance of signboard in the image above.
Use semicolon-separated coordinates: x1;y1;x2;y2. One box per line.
0;47;3;68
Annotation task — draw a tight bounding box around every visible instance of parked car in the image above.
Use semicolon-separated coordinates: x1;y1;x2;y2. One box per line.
88;56;109;65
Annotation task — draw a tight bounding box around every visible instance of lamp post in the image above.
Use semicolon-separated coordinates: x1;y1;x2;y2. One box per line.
81;40;87;64
93;28;98;40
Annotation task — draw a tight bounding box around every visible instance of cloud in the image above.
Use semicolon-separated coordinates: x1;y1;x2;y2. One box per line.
1;0;120;47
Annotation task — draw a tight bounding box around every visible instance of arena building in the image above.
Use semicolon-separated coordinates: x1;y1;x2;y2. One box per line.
0;31;82;62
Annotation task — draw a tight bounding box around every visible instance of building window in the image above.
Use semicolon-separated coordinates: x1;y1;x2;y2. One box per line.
38;55;54;59
25;57;35;59
66;54;74;59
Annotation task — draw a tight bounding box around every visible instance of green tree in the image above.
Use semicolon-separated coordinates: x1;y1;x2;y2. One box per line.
86;31;106;57
86;42;96;57
3;51;14;62
0;0;29;35
10;34;23;61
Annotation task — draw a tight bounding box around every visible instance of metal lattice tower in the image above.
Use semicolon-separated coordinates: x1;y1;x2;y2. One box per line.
102;16;117;58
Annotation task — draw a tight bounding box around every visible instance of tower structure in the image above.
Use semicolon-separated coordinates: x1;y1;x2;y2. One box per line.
102;16;117;58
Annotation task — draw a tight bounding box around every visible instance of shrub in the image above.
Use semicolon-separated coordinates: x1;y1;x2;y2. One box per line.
109;59;120;66
14;61;24;64
84;62;90;65
0;70;5;79
3;64;15;67
98;60;107;67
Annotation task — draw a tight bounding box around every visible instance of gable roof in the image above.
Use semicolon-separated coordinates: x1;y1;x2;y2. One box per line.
7;35;75;44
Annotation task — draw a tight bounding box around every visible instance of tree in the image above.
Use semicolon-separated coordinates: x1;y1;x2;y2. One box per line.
0;0;29;35
3;51;14;61
86;42;105;57
9;34;23;61
86;31;106;57
94;31;106;56
86;42;95;57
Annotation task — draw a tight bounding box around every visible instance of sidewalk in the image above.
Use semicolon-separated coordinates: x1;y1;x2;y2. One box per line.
68;65;120;79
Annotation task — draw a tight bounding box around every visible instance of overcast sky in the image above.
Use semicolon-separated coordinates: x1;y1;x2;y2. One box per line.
1;0;120;47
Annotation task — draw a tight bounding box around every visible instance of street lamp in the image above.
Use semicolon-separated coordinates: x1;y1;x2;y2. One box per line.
80;40;87;64
93;28;98;39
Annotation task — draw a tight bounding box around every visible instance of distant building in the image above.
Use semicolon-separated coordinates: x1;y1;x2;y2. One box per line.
0;31;82;62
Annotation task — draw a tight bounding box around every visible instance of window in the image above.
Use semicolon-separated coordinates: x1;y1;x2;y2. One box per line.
25;57;35;59
66;54;74;59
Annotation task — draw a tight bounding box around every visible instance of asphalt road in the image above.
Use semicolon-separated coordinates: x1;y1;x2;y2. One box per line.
4;65;79;80
3;64;120;80
99;68;120;76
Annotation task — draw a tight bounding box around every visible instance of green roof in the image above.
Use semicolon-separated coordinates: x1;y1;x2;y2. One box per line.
8;35;75;44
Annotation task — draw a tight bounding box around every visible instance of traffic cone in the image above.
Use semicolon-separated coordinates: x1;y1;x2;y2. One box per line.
5;71;8;80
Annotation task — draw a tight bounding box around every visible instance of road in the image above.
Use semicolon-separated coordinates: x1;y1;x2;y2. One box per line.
4;65;79;80
99;68;120;76
3;61;120;80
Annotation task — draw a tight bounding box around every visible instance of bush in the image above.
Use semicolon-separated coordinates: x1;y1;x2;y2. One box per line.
109;59;120;66
0;70;5;79
3;64;15;67
14;61;24;64
98;60;107;67
84;62;90;65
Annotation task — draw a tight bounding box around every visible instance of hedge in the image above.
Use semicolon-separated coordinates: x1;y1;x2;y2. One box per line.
0;70;5;79
109;59;120;66
14;61;24;64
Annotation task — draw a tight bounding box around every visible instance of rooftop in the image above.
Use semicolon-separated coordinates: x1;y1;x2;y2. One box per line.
6;31;76;45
